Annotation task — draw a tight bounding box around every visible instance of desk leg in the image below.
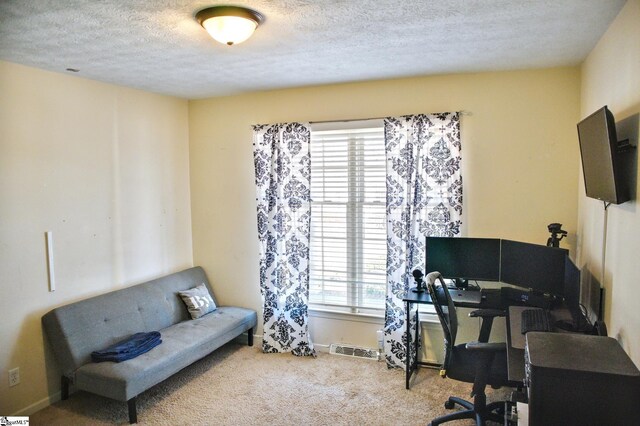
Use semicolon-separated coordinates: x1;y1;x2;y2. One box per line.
415;308;420;373
405;300;411;389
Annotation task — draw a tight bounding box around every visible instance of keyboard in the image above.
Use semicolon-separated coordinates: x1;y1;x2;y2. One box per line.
521;308;552;334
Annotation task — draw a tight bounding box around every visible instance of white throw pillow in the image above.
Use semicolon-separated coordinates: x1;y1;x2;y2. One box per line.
178;283;217;319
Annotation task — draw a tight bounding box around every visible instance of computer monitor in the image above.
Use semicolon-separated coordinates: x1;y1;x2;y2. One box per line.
563;256;580;309
580;268;604;325
500;240;567;296
561;255;585;330
425;237;501;285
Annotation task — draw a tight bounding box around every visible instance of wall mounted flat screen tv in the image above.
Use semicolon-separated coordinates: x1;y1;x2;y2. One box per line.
577;106;631;204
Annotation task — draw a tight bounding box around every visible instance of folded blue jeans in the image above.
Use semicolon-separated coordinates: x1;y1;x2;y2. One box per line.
91;331;162;363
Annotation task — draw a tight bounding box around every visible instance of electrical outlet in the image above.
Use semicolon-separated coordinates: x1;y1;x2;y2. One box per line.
9;367;20;387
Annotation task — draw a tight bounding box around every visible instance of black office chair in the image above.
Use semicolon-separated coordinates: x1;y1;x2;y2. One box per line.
425;271;517;426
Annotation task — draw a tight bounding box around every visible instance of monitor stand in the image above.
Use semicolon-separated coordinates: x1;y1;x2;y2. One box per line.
454;277;469;290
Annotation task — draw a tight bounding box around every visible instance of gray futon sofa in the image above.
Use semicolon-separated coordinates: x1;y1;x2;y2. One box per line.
42;266;257;423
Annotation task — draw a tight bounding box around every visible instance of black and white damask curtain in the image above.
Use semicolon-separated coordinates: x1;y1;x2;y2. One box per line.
383;113;462;369
252;122;315;356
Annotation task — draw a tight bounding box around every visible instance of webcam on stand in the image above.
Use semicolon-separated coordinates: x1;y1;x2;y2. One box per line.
547;223;567;248
411;269;426;293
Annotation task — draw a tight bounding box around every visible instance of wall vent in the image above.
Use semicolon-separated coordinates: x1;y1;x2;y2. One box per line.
329;343;380;361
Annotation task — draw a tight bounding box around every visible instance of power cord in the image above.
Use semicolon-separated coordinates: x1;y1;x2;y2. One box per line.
578;303;595;332
467;280;481;291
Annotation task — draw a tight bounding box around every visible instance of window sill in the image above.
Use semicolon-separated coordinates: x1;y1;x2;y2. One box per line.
418;312;441;324
308;304;439;324
308;307;385;325
308;306;440;325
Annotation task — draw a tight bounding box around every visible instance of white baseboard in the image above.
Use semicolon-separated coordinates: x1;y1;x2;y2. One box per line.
235;331;331;354
13;391;61;416
233;330;262;345
313;343;330;353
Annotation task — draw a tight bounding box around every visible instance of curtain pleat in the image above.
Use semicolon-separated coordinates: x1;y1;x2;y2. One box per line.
252;122;315;356
383;113;462;369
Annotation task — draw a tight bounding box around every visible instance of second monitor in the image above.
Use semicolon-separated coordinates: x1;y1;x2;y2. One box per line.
500;239;567;297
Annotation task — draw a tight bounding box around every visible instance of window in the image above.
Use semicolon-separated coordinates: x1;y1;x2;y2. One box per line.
309;120;386;315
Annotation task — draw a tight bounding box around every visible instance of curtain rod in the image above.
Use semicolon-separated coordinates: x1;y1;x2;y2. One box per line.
309;110;471;125
310;116;387;125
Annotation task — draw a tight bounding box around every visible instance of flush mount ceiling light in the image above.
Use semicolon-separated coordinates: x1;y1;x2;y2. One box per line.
196;5;264;46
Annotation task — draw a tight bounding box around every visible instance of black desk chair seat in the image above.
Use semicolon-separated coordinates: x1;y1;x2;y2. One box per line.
447;342;510;385
426;272;517;426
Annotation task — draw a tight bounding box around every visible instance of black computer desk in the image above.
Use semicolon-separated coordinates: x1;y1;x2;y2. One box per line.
403;285;579;389
506;305;576;383
402;287;503;389
505;306;528;383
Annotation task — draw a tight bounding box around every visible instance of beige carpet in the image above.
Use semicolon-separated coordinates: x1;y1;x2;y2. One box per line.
31;342;508;425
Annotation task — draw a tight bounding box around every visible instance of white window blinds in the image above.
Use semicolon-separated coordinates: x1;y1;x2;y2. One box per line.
309;120;386;313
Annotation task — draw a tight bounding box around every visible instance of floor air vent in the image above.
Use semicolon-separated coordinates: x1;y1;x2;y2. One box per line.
329;343;380;361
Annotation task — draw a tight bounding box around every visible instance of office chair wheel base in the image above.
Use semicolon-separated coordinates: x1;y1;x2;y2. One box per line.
444;400;455;409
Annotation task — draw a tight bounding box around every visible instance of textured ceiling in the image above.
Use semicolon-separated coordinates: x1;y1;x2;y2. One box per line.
0;0;627;99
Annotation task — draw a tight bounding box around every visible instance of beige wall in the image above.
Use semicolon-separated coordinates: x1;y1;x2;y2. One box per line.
0;61;193;415
7;25;621;413
578;0;640;365
189;67;581;350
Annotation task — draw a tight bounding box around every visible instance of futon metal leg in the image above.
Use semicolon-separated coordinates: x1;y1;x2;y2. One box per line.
61;376;70;400
247;328;254;346
128;397;137;424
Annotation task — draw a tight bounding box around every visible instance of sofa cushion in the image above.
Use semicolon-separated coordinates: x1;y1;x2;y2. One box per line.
178;283;217;319
74;306;257;401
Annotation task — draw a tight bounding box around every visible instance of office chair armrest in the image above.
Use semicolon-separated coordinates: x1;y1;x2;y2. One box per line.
465;341;506;352
470;309;505;343
469;309;506;318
